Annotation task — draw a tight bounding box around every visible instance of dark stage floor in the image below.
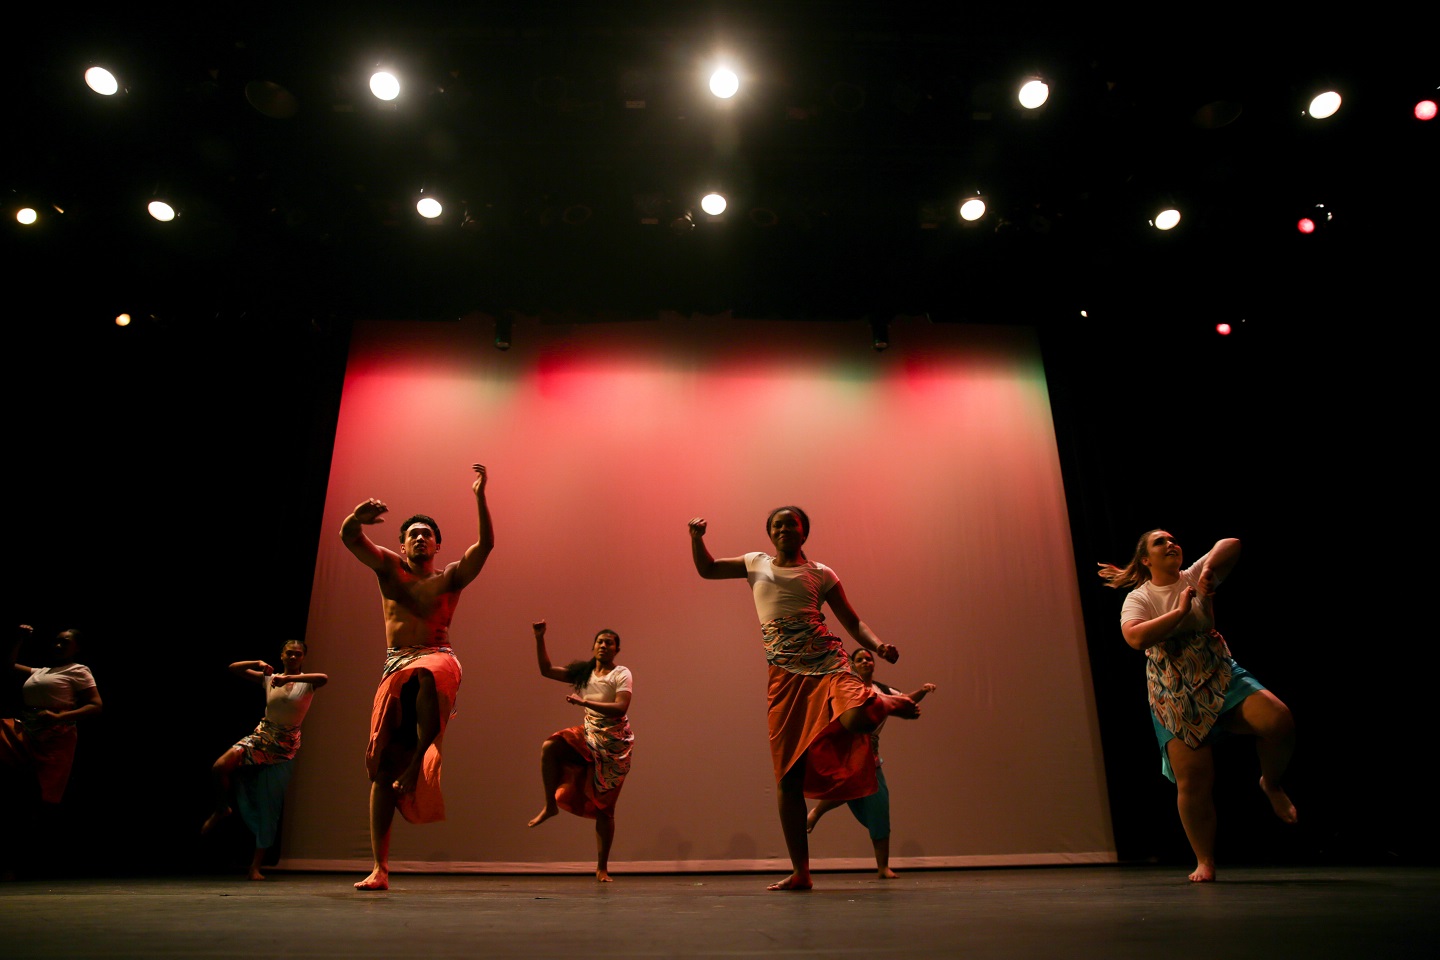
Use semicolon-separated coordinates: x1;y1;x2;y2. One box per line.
4;866;1436;959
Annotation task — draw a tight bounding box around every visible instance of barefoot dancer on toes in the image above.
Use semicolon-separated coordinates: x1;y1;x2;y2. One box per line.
689;508;921;892
341;463;494;891
1099;531;1297;883
806;648;935;880
203;640;327;880
527;620;634;882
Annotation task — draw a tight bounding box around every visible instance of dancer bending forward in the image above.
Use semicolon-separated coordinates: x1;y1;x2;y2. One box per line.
806;647;935;879
203;640;327;880
1099;530;1296;882
689;507;920;891
528;620;634;882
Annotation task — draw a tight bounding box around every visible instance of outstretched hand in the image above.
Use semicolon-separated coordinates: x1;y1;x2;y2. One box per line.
354;498;388;525
532;619;546;637
472;463;487;495
877;642;899;664
687;517;708;538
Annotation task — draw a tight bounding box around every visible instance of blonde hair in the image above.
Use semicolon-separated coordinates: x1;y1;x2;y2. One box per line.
1097;529;1166;591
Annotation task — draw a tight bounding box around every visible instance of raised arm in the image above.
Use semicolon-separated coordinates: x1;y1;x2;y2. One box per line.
1121;586;1203;651
341;498;396;571
9;624;34;677
453;463;495;589
532;620;570;682
825;583;899;664
687;518;747;579
905;682;937;703
1197;538;1241;595
229;659;274;684
273;672;329;689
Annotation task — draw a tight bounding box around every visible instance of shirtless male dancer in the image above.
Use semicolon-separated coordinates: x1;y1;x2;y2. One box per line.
341;463;494;891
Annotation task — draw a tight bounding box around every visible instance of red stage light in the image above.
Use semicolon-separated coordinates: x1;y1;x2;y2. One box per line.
1297;218;1316;234
1416;100;1438;121
1216;323;1232;336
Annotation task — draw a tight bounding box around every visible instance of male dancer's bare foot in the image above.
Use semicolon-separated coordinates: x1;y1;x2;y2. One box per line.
201;808;232;835
528;805;559;828
354;867;389;891
246;869;266;881
767;872;813;891
1188;862;1216;883
392;762;421;795
596;870;612;882
1260;776;1298;824
878;868;898;879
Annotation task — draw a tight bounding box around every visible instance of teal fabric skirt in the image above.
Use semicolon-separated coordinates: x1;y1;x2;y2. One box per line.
1151;660;1266;783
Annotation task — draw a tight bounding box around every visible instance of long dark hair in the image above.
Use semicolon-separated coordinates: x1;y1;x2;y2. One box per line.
561;629;621;692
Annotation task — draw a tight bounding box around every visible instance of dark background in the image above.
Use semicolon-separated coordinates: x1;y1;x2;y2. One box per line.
4;3;1433;874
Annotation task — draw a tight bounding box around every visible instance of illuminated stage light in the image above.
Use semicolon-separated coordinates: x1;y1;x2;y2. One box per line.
417;197;443;218
148;200;176;222
1216;323;1232;335
1151;208;1181;230
85;66;118;96
701;193;727;216
959;197;986;221
370;71;400;101
710;68;739;99
1018;79;1049;109
16;207;37;225
1307;91;1341;119
116;313;132;327
1416;100;1437;121
1297;218;1315;234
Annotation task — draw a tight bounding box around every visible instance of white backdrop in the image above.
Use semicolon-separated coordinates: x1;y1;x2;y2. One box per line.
281;314;1114;873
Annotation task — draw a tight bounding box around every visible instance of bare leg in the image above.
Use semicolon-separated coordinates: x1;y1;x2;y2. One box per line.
247;846;266;881
1223;691;1298;824
873;837;897;879
769;761;812;891
356;779;397;890
595;813;615;882
393;671;439;796
1167;739;1217;882
528;737;567;827
203;747;244;834
807;799;841;834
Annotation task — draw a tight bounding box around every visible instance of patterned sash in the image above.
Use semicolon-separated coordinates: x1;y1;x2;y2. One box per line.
760;614;849;676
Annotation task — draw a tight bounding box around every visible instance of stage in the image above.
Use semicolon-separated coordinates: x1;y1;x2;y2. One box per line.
4;865;1435;959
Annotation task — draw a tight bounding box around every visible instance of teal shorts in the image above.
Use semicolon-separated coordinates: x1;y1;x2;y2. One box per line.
1151;660;1266;783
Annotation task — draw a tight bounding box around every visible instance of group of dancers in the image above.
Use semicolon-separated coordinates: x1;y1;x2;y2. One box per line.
4;463;1298;888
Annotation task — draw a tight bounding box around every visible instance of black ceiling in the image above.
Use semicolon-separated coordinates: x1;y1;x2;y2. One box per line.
7;5;1434;338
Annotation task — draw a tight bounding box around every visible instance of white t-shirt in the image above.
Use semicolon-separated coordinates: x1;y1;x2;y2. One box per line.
1120;550;1218;633
22;663;97;712
581;664;632;719
744;552;839;622
264;678;315;727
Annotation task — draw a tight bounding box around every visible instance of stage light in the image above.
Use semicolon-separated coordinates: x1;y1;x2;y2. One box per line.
1297;218;1315;234
710;68;739;99
1307;90;1341;119
1416;100;1437;121
116;313;132;327
84;66;118;96
1151;208;1181;230
417;196;442;218
959;196;986;222
148;200;176;222
1216;323;1232;335
1297;203;1332;235
1018;79;1049;109
701;193;727;216
370;71;400;101
16;207;37;225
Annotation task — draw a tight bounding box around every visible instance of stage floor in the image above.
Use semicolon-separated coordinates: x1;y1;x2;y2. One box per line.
4;865;1436;959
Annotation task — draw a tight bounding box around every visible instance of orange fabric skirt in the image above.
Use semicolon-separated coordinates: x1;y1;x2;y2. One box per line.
549;723;631;819
766;666;876;802
365;649;463;825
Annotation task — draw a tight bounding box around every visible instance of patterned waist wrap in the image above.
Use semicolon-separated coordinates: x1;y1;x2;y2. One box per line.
583;713;634;794
238;717;302;766
761;614;849;676
1146;628;1233;749
382;644;458;678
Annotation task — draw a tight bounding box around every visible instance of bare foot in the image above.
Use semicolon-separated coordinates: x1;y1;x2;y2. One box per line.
878;868;898;879
392;763;420;795
201;807;232;836
1260;776;1298;824
596;870;612;882
1188;862;1216;883
354;868;389;891
872;691;920;721
246;869;266;881
767;873;813;891
528;805;559;828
